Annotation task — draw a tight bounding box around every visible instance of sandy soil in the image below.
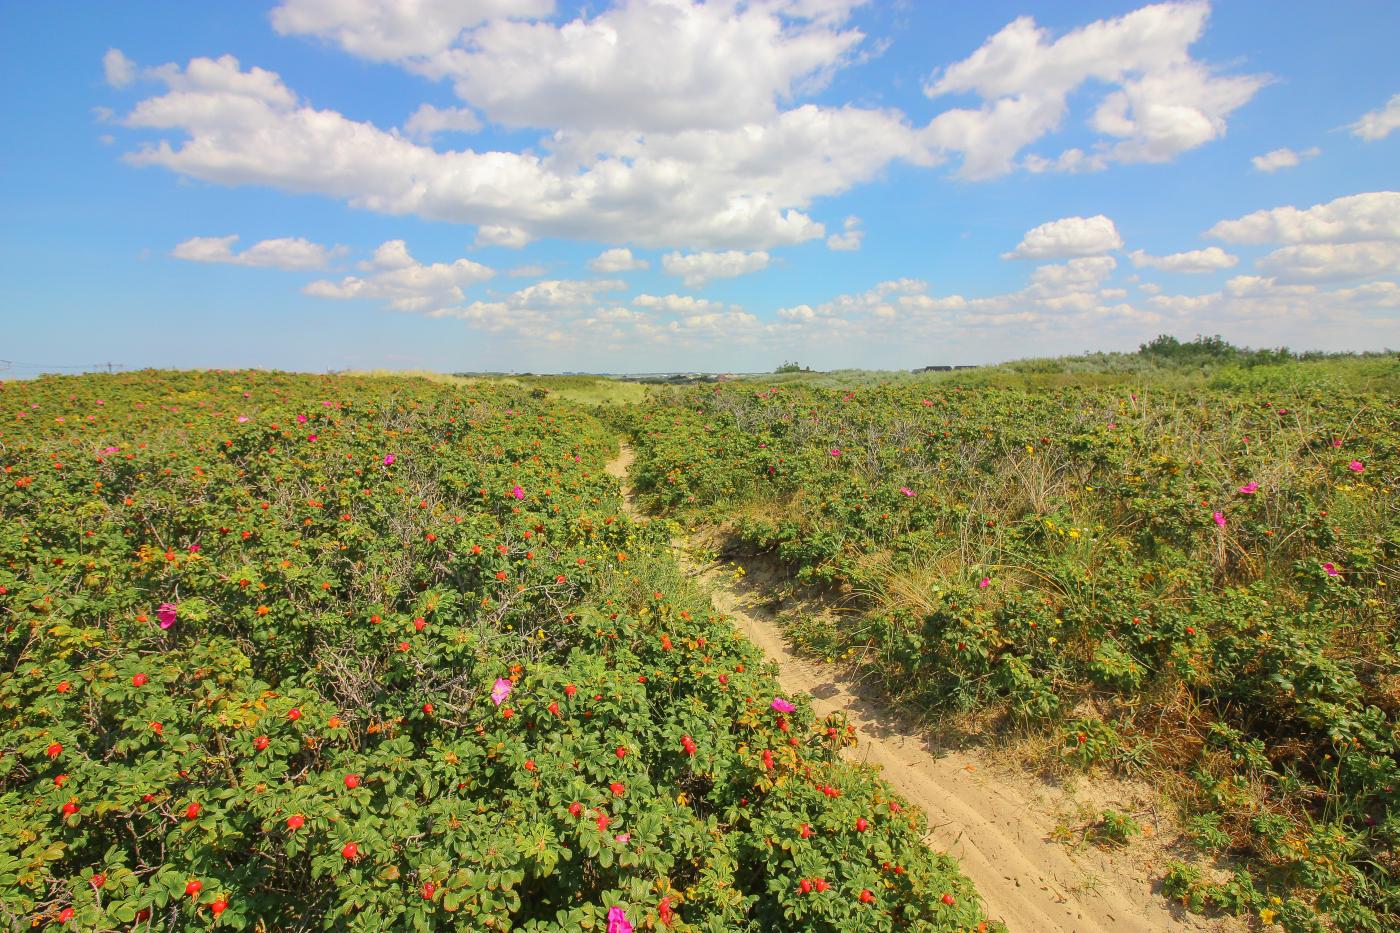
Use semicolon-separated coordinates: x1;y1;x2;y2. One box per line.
606;444;1238;933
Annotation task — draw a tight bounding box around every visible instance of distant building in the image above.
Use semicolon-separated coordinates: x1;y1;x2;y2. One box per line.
914;365;978;372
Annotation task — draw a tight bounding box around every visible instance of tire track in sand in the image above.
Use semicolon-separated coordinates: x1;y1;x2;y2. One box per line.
606;443;1232;933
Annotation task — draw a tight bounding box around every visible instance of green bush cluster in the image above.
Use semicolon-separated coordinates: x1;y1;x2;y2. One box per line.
625;372;1399;930
0;371;991;932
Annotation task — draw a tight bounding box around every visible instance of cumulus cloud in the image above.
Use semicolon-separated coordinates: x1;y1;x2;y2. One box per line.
1128;246;1237;272
661;250;770;287
923;2;1265;179
1147;276;1400;323
661;307;764;339
306;262;637;347
1251;146;1319;173
120;54;933;249
777;278;926;321
772;258;1400;360
104;48;136;88
633;293;739;316
171;234;341;270
270;0;554;61
1024;256;1118;300
1255;242;1400;283
430;278;629;332
776;260;1150;337
361;239;417;270
1005;215;1122;260
142;54;297;108
1207;191;1400;245
1350;93;1400;142
304;239;493;311
826;215;863;251
118;5;1258;256
370;0;866;133
474;224;532;248
403;103;481;141
1022;148;1106;174
588;248;649;273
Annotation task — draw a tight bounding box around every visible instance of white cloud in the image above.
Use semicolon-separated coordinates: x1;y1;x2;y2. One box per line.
362;239;417;270
634;293;738;316
402;0;866;133
473;224;532;248
923;2;1265;178
1334;280;1400;308
588;248;649;273
1350;93;1400;142
171;234;341;270
143;54;297;108
1251;146;1319;173
1208;191;1400;245
775;261;1153;339
298;270;639;348
507;263;547;278
430;278;628;332
826;215;863;251
593;306;648;323
778;278;926;320
502;278;626;308
777;262;1136;336
663;308;763;338
662;250;770;287
1128;246;1237;272
1022;148;1105;174
1005;215;1122;260
1222;274;1314;300
270;0;554;61
1256;241;1400;283
1145;276;1400;329
104;49;136;88
304;239;493;311
122;54;930;249
403;103;481;141
898;293;968;313
116;6;1257;256
1024;256;1118;299
776;303;818;322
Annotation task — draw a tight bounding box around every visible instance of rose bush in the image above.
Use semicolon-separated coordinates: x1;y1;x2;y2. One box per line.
0;371;992;931
624;373;1399;931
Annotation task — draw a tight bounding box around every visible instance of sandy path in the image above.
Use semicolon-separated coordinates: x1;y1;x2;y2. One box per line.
606;443;1230;932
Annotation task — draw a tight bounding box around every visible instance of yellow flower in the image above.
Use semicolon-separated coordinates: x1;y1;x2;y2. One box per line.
1259;907;1277;924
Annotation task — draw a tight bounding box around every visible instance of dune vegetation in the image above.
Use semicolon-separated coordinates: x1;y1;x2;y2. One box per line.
0;370;988;932
622;341;1399;931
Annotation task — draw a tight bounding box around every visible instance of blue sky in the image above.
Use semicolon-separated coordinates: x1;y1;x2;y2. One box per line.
3;1;1398;375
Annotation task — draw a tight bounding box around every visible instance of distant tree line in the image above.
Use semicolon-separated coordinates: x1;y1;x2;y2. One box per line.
1138;334;1393;367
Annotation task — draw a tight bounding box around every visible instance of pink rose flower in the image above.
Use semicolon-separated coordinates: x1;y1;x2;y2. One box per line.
606;907;632;933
